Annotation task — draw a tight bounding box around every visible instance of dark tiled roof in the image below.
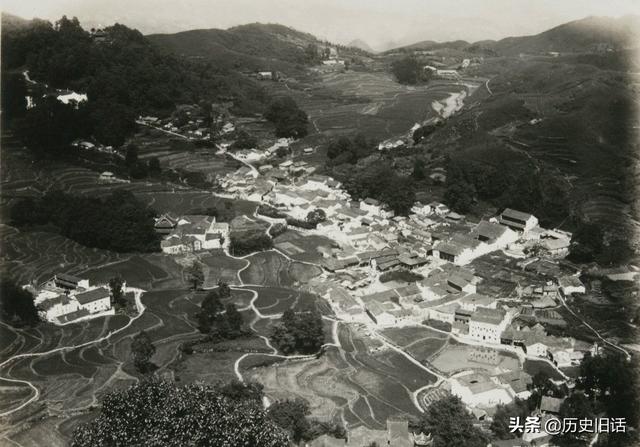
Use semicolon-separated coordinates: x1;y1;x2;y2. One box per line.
75;287;110;305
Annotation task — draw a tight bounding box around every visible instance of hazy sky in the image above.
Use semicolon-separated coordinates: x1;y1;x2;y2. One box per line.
3;0;639;50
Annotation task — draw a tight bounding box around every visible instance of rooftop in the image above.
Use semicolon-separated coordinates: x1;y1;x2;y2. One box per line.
75;287;110;305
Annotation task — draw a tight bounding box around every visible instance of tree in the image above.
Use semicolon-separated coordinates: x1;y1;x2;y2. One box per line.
555;392;594;447
415;396;489;447
125;144;139;167
71;380;288;446
275;147;288;158
148;157;161;176
411;158;426;180
306;209;326;225
230;130;258;150
0;279;40;327
197;290;223;333
131;331;156;373
217;280;231;299
267;399;311;443
491;398;535;439
225;303;244;335
391;56;423;85
271;310;325;355
185;262;204;290
108;276;126;307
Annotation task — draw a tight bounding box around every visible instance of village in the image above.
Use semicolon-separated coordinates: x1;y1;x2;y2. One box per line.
121;124;591;446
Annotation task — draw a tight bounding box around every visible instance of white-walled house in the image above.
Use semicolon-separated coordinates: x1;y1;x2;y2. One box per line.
360;198;395;219
558;276;586;295
33;276;114;323
469;308;509;344
450;371;513;407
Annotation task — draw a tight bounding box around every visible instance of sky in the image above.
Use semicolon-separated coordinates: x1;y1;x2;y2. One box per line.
3;0;640;51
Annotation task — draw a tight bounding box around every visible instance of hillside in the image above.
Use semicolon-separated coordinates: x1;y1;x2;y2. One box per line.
489;15;640;55
391;15;640;56
147;23;321;72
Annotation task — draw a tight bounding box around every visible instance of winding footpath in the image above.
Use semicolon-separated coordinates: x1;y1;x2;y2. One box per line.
0;288;147;417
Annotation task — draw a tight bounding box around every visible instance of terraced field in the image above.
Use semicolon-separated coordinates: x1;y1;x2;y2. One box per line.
239;250;322;287
268;71;469;142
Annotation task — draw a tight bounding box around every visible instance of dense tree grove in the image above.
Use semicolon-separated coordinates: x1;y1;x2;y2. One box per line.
0;279;40;327
10;190;161;253
270;309;325;355
71;379;289;447
391;56;431;85
413;396;489;447
444;155;571;223
230;129;258;150
325;134;375;166
342;164;416;215
264;96;309;138
2;16;268;150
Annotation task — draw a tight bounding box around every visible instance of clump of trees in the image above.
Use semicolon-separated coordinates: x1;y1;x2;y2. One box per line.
391;56;432;85
0;279;40;327
264;96;309;138
185;262;205;290
131;330;156;374
325;134;374;166
230;129;258;150
71;379;289;447
568;221;634;266
342;164;416;215
10;190;161;253
195;287;244;338
108;276;126;308
270;309;325;355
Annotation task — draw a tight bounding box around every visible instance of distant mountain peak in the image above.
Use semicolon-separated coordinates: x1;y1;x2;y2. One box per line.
347;39;375;53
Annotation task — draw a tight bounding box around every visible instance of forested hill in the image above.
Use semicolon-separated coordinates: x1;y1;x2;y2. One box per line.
147;22;370;72
1;14;267;148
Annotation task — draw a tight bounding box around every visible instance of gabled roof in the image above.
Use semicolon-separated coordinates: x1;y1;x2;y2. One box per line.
470;307;506;325
56;273;82;284
501;208;534;222
471;220;508;241
75;287;110;305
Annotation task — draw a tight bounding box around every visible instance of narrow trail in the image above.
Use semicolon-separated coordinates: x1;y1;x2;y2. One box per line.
558;293;630;360
0;288;147;417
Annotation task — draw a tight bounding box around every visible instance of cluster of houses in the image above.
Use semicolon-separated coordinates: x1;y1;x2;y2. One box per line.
27;274;113;324
155;214;230;254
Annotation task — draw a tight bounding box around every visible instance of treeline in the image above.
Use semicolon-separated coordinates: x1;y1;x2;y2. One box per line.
2;16;268;148
10;190;161;253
